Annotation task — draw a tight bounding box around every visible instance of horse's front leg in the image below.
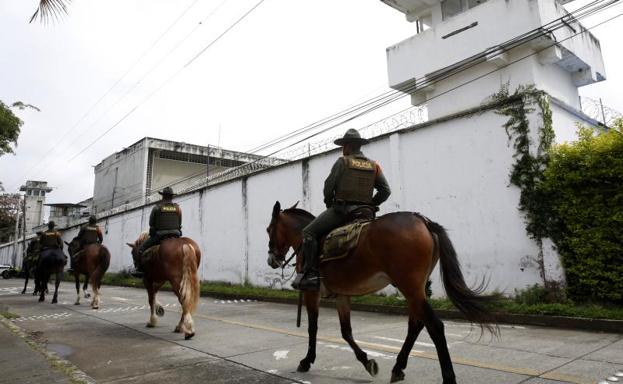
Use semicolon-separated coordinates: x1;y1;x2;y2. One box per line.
336;295;378;377
22;266;29;294
38;274;47;302
146;279;158;328
74;273;81;305
83;274;90;298
297;291;320;372
51;271;62;304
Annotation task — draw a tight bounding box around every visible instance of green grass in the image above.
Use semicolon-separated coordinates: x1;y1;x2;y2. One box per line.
0;312;20;320
96;273;623;321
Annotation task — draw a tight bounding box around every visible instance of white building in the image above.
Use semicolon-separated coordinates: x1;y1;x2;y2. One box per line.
382;0;605;121
93;137;284;214
19;180;52;234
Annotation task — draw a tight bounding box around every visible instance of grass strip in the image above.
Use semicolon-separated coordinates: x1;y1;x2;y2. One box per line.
93;273;623;321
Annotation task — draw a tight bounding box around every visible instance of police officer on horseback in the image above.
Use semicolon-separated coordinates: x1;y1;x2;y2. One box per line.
133;187;182;278
292;129;391;291
68;215;103;273
39;221;65;263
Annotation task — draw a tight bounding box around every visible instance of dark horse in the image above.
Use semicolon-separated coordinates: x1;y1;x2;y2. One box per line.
266;201;497;384
67;238;111;309
127;232;201;340
21;255;41;296
36;248;66;303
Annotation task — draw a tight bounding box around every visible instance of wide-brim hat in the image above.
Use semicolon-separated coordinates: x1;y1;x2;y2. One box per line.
334;129;369;146
158;187;175;196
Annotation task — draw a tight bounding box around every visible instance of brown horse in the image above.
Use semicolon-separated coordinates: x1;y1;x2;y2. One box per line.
266;201;497;384
127;233;201;340
67;238;111;309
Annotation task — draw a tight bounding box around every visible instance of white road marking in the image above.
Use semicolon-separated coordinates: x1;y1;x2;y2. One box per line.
273;350;289;360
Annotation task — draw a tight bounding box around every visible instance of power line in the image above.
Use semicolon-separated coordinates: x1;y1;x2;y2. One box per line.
17;0;205;186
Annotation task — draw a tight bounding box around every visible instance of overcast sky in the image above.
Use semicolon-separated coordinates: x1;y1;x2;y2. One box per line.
1;0;622;204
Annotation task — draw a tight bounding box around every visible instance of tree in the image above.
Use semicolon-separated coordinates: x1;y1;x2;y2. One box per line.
0;101;23;156
0;100;40;157
0;194;20;244
31;0;70;23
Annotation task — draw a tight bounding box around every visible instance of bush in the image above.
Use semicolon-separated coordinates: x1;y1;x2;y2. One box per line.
539;121;623;303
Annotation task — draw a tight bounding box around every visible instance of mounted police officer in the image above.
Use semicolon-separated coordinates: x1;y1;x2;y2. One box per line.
68;215;103;273
133;187;182;278
39;221;65;265
292;129;391;291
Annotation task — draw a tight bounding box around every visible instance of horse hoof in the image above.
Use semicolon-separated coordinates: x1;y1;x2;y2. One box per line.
174;325;182;333
38;298;44;302
184;332;195;340
156;306;165;317
365;359;378;377
146;323;156;328
390;370;405;383
52;299;58;304
297;361;311;372
74;302;80;306
32;292;37;296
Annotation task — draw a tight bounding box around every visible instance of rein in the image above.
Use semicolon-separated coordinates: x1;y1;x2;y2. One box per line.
280;245;301;280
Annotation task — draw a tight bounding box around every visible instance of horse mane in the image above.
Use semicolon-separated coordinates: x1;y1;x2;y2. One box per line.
134;231;149;248
283;208;315;221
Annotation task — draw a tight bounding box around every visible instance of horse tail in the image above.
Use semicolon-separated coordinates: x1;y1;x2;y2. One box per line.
92;246;111;289
425;218;498;335
179;243;200;314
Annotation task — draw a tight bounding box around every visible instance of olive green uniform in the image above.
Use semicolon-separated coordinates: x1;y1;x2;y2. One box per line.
136;202;182;269
302;150;391;239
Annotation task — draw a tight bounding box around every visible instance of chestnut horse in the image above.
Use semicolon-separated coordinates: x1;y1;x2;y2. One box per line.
266;201;497;384
67;238;111;309
127;233;201;340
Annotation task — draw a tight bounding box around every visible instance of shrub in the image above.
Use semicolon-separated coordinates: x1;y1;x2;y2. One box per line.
539;121;623;303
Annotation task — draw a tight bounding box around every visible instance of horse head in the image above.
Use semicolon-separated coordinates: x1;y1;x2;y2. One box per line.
266;201;312;269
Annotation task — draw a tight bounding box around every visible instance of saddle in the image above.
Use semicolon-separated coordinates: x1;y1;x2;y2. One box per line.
320;205;376;263
140;245;160;267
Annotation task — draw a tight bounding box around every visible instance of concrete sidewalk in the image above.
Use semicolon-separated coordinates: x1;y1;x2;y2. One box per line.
0;315;79;384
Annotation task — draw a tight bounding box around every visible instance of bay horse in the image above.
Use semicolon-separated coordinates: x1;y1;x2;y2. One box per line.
36;248;66;304
266;201;497;384
67;238;111;309
127;232;201;340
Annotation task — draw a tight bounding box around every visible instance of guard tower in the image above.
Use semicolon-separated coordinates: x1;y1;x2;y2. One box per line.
381;0;606;120
19;180;52;234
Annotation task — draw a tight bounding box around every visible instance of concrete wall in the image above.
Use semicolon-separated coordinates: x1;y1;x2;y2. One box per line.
2;98;595;297
93;141;147;213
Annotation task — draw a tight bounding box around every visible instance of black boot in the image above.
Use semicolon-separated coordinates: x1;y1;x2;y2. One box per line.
292;236;320;291
67;256;74;273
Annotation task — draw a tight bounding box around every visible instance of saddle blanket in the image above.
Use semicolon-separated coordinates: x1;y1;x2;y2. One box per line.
321;221;370;263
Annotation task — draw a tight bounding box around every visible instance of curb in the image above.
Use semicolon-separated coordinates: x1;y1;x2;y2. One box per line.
100;282;623;334
0;314;96;384
201;291;623;334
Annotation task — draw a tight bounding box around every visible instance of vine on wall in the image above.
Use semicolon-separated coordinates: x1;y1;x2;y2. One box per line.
489;84;555;284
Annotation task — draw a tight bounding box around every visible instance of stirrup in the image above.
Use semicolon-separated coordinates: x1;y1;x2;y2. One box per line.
292;271;321;291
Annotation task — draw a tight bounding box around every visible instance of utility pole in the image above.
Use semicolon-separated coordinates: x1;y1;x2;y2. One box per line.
206;145;211;186
599;98;607;127
22;197;26;264
12;195;21;267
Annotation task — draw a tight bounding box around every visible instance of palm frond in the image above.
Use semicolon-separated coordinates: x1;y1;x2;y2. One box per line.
30;0;71;24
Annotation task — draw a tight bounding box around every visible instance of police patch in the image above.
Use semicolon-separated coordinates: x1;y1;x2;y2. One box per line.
349;158;375;171
161;205;177;212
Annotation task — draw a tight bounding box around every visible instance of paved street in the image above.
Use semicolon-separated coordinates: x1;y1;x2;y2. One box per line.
0;279;621;384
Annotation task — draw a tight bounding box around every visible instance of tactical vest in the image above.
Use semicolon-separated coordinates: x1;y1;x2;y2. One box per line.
153;203;181;231
40;231;60;249
81;225;99;244
334;156;376;204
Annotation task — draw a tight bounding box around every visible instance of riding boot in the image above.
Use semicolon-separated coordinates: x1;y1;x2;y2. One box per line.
292;236;320;291
131;254;145;278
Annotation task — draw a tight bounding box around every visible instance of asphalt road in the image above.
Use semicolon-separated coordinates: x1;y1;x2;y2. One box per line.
0;279;621;384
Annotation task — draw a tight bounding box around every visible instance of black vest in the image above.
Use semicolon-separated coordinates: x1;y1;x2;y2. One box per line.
40;231;60;249
334;156;376;204
81;225;99;244
153;203;181;231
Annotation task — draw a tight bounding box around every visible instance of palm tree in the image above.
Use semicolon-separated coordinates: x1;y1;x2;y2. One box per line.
31;0;70;23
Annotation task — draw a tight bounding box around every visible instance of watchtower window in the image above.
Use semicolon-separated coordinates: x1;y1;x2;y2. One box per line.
442;0;488;20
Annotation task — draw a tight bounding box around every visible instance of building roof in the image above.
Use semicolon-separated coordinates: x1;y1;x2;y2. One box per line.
45;203;87;208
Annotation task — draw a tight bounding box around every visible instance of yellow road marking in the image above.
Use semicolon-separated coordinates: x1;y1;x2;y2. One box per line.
104;295;596;384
